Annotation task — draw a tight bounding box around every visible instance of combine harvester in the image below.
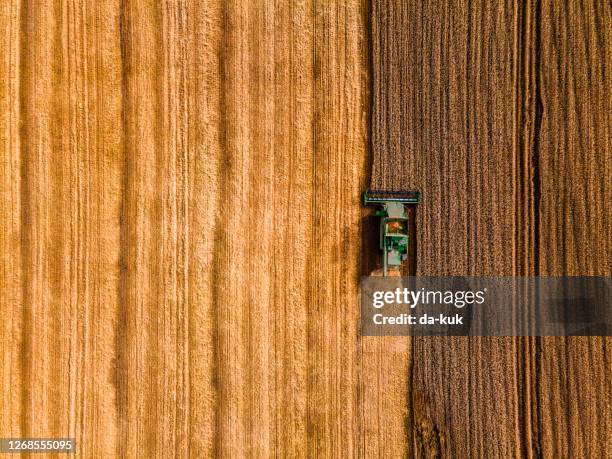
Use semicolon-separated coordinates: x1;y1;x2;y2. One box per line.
363;189;420;276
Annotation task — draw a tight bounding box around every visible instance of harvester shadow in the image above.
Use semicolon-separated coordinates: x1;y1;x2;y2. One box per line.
360;208;381;277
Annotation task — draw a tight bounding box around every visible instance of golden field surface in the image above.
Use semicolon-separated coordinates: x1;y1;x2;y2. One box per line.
1;1;609;457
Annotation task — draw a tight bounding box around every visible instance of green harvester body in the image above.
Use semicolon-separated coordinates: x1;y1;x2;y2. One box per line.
363;189;421;276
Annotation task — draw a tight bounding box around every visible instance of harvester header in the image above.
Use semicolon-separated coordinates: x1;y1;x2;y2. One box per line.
363;189;420;204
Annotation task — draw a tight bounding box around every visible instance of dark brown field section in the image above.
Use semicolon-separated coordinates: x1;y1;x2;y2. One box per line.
0;0;609;457
372;0;610;456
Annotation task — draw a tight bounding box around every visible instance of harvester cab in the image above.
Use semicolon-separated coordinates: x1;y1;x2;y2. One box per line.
363;189;420;276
